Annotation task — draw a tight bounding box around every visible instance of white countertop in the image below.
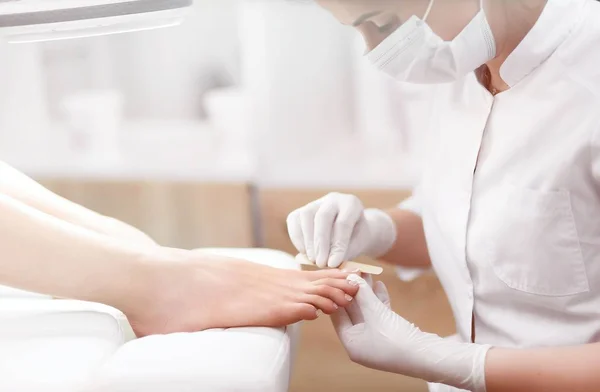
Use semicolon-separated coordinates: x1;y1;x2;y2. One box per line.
0;120;257;183
0;120;418;189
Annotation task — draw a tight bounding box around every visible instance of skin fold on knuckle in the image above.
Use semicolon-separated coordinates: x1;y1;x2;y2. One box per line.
317;277;351;291
296;304;318;321
305;294;336;314
329;289;351;306
320;303;338;315
314;285;348;307
310;283;336;298
313;270;347;282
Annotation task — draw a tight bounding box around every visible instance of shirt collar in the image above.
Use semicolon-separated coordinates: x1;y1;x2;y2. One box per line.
500;0;588;87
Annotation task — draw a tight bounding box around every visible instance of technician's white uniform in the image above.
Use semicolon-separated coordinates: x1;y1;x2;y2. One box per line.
397;0;600;390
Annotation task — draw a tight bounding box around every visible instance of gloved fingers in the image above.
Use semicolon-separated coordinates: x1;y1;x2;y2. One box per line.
286;211;306;255
313;199;338;268
331;310;366;353
347;274;388;321
345;215;369;261
374;281;391;309
331;307;352;337
299;207;318;262
363;273;374;288
328;197;363;268
345;293;365;325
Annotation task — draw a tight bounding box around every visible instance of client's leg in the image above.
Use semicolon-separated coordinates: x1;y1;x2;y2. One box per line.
127;251;358;337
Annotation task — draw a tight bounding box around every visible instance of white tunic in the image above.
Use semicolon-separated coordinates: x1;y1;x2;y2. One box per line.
398;0;600;390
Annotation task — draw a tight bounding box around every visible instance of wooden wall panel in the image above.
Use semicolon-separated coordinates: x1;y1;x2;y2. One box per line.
36;180;254;249
259;188;455;392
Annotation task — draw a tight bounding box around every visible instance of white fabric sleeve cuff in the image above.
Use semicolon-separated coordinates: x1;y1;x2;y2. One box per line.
396;266;428;282
397;194;422;217
363;208;397;259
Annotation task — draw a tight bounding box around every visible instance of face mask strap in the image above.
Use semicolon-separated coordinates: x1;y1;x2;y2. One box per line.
480;0;487;16
423;0;435;21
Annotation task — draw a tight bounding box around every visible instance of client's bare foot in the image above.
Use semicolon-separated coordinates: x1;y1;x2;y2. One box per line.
127;250;358;337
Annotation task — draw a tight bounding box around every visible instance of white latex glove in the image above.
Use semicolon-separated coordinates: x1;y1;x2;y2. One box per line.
286;193;396;268
332;275;491;392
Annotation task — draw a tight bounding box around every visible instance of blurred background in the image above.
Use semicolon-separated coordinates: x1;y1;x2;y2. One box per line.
0;0;453;390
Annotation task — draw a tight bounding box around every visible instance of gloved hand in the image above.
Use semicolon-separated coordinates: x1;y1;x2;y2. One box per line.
286;193;397;268
332;275;491;392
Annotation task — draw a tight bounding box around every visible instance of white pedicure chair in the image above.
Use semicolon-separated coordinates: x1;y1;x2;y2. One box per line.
0;249;300;392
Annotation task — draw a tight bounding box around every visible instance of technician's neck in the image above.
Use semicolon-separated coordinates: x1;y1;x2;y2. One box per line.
484;0;548;94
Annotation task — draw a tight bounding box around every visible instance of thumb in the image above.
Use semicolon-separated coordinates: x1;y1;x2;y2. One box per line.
330;308;352;339
374;281;391;309
363;273;374;288
348;274;388;320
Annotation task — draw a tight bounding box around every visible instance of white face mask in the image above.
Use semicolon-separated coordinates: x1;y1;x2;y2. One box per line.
367;0;496;84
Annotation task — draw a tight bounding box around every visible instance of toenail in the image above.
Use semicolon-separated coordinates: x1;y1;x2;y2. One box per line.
347;274;362;287
348;279;360;287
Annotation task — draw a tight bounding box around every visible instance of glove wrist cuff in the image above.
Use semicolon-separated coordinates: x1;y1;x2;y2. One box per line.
363;208;397;259
469;344;492;392
408;335;491;392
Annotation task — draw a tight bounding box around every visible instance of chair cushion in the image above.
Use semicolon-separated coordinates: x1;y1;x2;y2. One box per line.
0;248;300;392
91;248;300;392
0;300;125;392
91;325;299;392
